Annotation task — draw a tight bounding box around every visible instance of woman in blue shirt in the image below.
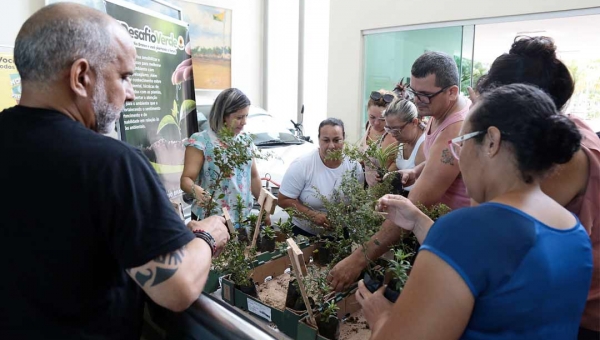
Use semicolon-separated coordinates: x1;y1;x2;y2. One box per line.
357;84;593;340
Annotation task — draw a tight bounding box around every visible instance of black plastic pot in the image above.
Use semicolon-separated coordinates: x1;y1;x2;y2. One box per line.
363;272;384;293
238;228;250;245
384;279;400;303
363;272;400;303
317;316;340;340
259;236;276;253
236;279;259;299
389;172;405;195
315;243;334;266
285;280;302;309
285;279;315;311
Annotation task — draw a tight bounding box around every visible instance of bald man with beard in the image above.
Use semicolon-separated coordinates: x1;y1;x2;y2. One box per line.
0;3;229;339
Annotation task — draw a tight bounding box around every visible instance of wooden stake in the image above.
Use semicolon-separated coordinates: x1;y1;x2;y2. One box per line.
250;188;277;249
222;207;235;236
286;238;316;327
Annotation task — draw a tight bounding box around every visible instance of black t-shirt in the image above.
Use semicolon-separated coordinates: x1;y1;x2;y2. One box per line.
0;106;195;339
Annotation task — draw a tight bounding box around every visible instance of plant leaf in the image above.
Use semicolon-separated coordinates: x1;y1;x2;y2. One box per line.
171;100;178;118
157;115;178;134
179;99;196;123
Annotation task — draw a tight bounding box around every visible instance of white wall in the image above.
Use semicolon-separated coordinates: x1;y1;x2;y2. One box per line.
0;0;45;47
265;0;330;141
0;0;264;107
328;0;600;142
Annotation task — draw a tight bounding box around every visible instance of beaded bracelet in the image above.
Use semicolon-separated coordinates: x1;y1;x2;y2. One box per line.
193;229;217;257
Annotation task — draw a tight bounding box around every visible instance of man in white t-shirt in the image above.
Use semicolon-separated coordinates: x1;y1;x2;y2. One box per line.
278;118;364;236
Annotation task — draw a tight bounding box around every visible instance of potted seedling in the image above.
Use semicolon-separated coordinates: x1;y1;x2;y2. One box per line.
259;225;276;253
382;248;412;302
331;140;401;194
316;300;340;340
213;239;259;298
364;202;451;300
312;171;388;269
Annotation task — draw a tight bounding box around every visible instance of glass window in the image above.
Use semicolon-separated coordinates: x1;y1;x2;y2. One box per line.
362;26;470;129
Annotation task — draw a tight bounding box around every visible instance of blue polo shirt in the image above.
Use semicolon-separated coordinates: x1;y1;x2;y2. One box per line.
421;202;592;339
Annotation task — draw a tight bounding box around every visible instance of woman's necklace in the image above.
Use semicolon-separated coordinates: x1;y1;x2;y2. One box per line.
368;129;384;143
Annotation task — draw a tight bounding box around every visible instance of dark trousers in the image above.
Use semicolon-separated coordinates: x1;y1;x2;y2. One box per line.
578;327;600;340
291;225;317;238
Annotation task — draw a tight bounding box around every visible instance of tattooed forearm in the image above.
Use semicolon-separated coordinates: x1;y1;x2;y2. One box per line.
129;246;186;287
441;148;455;165
154;247;185;266
135;269;153;286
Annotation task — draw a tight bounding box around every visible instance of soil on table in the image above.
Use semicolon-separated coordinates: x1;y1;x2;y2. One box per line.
256;263;330;311
340;309;370;340
257;272;292;311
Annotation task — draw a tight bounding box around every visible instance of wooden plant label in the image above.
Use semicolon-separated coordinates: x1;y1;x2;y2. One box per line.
250;188;278;249
286;238;316;327
222;207;235;236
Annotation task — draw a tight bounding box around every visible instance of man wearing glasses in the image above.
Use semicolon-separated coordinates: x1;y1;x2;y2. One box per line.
328;52;471;292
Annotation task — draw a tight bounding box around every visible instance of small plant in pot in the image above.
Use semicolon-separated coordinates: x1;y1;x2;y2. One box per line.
259;225;276;253
212;236;259;298
284;277;315;311
311;171;387;263
313;240;335;266
363;202;451;301
331;139;398;187
383;248;413;303
316;300;340;340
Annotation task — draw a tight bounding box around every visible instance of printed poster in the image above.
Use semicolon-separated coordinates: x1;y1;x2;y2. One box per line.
106;0;197;200
0;51;21;111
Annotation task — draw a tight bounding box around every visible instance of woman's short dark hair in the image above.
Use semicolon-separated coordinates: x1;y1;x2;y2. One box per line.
470;84;581;183
318;118;345;138
209;88;251;133
477;36;574;110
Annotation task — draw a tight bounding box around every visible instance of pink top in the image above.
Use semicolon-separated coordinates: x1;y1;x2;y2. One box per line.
422;101;471;210
565;115;600;331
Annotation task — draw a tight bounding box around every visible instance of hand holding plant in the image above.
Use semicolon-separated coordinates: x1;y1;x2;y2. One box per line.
355;280;392;332
377;194;431;232
187;215;230;256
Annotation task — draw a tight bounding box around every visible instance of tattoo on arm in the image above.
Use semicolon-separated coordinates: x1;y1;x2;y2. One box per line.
441;148;455;166
129;246;186;287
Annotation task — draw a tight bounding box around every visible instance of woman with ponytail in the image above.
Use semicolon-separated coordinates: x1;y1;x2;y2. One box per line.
357;84;592;340
475;36;600;340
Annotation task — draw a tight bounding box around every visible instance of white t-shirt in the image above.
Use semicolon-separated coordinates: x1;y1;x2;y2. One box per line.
279;149;365;234
395;133;425;191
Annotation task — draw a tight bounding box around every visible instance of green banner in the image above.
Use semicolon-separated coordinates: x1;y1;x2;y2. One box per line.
106;0;197;200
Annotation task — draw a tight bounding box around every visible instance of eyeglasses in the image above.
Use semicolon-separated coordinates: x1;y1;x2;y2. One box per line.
370;91;395;104
407;85;451;104
384;121;411;136
448;131;485;160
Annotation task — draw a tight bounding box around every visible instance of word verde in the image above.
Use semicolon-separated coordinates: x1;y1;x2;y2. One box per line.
119;21;184;50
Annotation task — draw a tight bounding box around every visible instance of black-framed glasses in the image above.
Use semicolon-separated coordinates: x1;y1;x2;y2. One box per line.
384;121;411;135
407;85;451;104
370;91;394;104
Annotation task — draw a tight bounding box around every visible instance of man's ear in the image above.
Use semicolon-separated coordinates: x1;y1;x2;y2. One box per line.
448;85;460;101
69;58;93;98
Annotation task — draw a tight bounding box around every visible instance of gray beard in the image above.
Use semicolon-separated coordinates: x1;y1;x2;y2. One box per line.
92;77;123;135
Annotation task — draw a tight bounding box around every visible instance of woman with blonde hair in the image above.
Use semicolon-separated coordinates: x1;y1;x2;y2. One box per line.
383;98;426;193
361;89;398;186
